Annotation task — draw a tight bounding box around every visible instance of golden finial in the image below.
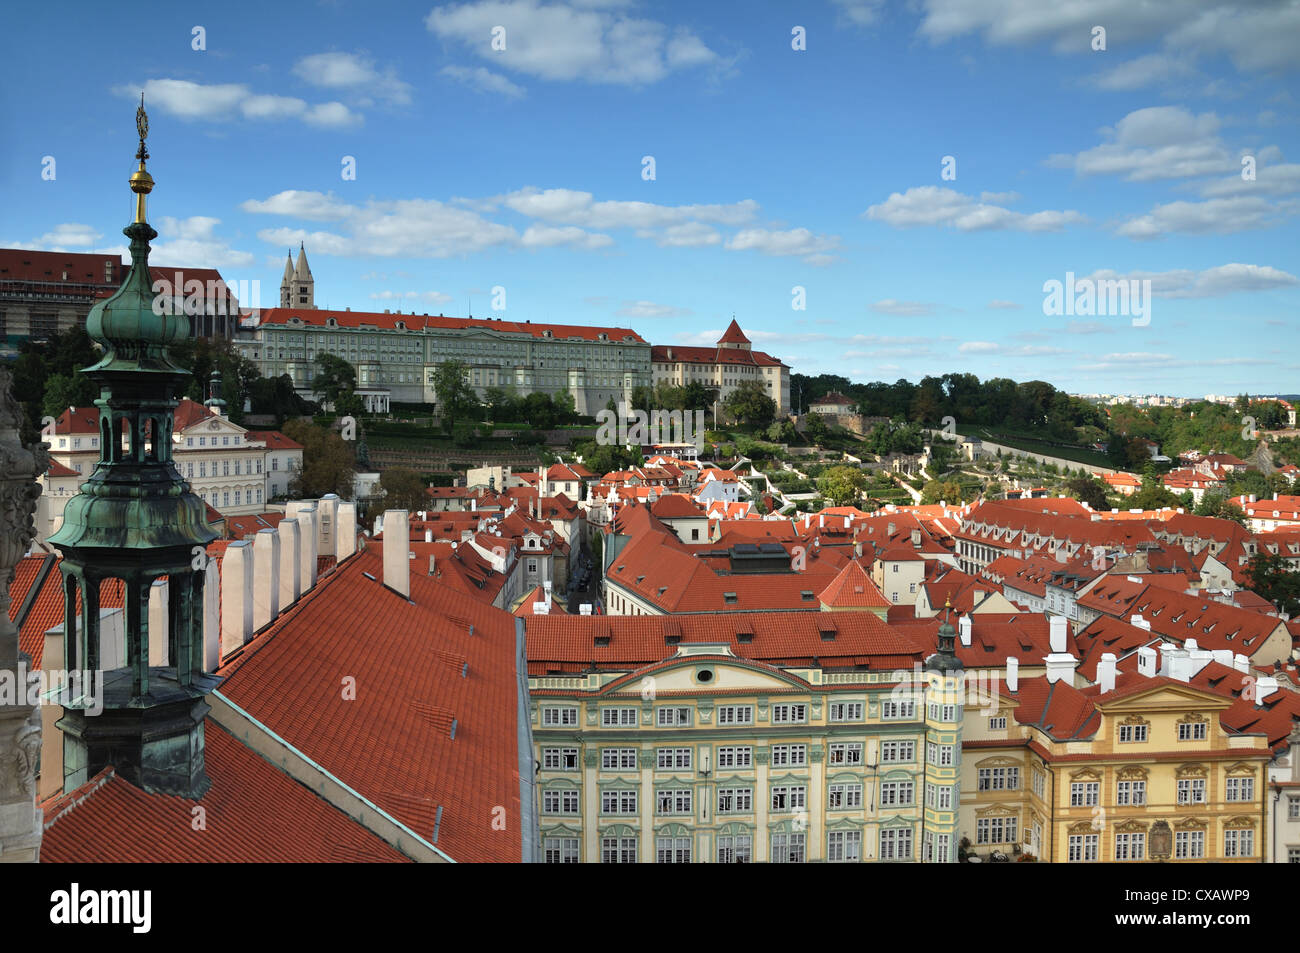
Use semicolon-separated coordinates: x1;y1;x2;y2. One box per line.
129;92;154;224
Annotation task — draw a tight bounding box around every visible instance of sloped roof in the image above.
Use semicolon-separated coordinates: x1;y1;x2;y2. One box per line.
818;559;889;608
40;723;409;863
254;307;647;343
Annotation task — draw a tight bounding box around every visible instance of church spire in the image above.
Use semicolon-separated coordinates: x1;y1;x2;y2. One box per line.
48;100;219;799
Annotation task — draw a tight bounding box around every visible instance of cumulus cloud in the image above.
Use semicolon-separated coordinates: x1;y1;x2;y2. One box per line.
293;52;412;104
440;65;527;99
864;186;1085;231
614;300;693;318
115;78;360;128
724;227;840;264
870;299;935;316
1046;107;1232;182
1082;263;1298;298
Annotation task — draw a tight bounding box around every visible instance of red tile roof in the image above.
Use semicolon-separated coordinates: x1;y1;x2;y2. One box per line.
215;541;524;862
818;559;889;608
254;307;647;343
40;723;410;863
245;430;304;451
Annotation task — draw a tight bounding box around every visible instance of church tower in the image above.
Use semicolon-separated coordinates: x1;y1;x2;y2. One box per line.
280;242;314;309
48;99;220;799
717;317;751;351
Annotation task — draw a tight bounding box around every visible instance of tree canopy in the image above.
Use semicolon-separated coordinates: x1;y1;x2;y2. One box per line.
281;419;356;498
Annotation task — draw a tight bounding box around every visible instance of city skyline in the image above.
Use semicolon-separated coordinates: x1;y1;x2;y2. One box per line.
3;0;1297;396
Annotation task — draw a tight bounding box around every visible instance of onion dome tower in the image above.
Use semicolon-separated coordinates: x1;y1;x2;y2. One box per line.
48;97;219;798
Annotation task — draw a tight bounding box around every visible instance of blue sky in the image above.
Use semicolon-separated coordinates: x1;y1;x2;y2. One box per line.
3;0;1298;397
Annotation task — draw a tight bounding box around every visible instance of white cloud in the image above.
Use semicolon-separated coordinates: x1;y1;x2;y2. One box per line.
865;186;1085;231
959;341;1000;353
497;187;758;228
117;79;359;128
241;191;353;222
293;52;412;104
1087;53;1195;91
831;0;886;26
1083;264;1298;299
987;299;1021;310
426;0;724;85
368;289;455;305
151;216;255;270
440;65;527;99
1047;107;1232;182
647;222;721;247
724;227;840;263
31;223;102;248
870;299;934;316
614;300;692;318
1116;195;1285;238
520;224;614;249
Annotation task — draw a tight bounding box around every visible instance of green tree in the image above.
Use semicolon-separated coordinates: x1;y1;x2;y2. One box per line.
1129;470;1181;510
41;371;96;420
310;353;357;411
920;479;965;505
1193;489;1247;525
723;381;777;429
379;467;429;512
433;360;479;433
1246;552;1300;616
281;419;356;498
1065;475;1109;510
817;465;868;506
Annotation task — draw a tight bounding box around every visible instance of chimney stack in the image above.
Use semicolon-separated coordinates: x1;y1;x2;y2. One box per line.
1255;676;1279;708
297;506;319;593
1130;614;1150;631
1136;645;1157;677
252;528;281;631
202;558;220;673
958;614;972;647
425;529;433;543
1044;615;1077;684
1005;656;1018;693
1233;653;1251;674
1049;616;1068;653
1097;652;1117;693
383;510;411;599
911;528;921;549
221;540;255;656
318;494;339;553
148;578;169;665
336;501;358;562
278;518;302;612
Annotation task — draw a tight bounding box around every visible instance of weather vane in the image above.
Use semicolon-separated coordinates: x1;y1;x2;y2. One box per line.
129;92;154;225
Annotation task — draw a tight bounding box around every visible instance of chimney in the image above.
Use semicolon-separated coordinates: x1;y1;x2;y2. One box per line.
336;501;358;562
1097;652;1117;693
844;516;851;529
1049;616;1068;653
1005;656;1019;692
221;540;255;656
958;614;972;647
819;514;825;528
202;558;221;673
911;528;921;549
374;516;383;536
1255;676;1279;708
424;529;433;543
383;510;411;599
278;518;302;612
887;521;896;537
148;578;169;665
252;528;281;631
318;494;339;553
1136;645;1157;677
297;507;319;593
1233;653;1250;674
1130;613;1150;631
1159;643;1190;682
428;554;436;576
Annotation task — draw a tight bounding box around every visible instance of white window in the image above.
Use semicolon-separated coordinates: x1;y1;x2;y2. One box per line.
771;703;807;724
542;747;579;771
544;837;579;863
828;783;863;809
977;766;1019;791
716;746;752;768
1175;830;1205;859
656;789;692;815
770;744;806;767
880;781;914;806
830;701;865;721
879;828;913;860
1116;780;1147;806
1118;723;1148;743
656;836;691;863
1115;832;1146;861
186;463;194;477
542;706;578;727
601;789;638;814
601;707;637;727
828;742;863;765
656;747;692;770
1290;797;1300;820
199;462;207;478
717;834;751;863
880;700;914;720
222;491;229;507
602;747;637;770
656;706;692;727
1225;777;1255;802
941;704;958;722
880;740;915;763
717;788;752;813
988;716;1007;730
771;785;806;812
1178;721;1208;741
976;816;1017;844
1068;833;1099;862
541;789;578;814
234;491;241;506
1033;771;1045;798
1070;782;1099;807
1177;778;1206;805
827;831;862;863
601;836;637;863
771;832;805;863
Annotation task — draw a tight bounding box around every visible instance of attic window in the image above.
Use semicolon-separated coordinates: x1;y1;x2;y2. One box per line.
723;592;738;604
801;590;815;601
594;636;611;647
658;586;668;596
